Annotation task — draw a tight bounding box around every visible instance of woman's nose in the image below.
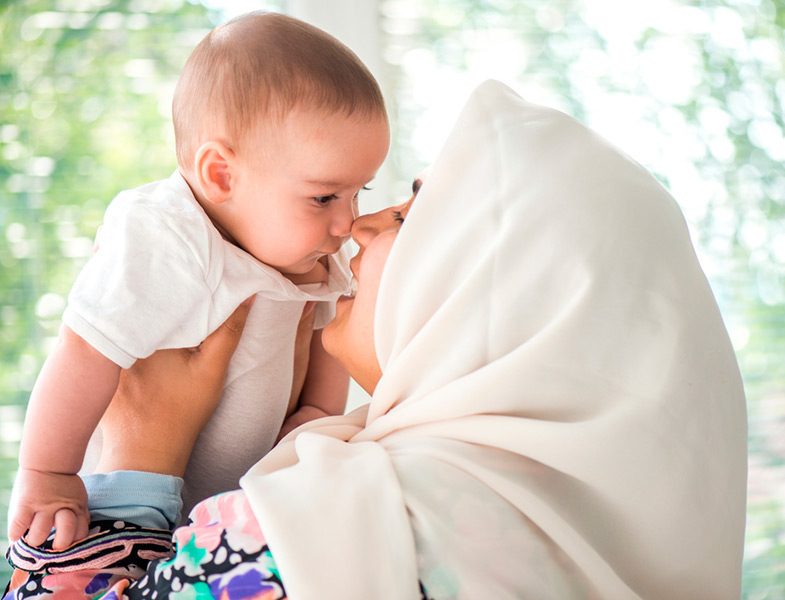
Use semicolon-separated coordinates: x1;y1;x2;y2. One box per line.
350;213;380;248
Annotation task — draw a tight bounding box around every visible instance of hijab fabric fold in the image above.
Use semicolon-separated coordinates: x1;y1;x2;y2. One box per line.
241;80;747;599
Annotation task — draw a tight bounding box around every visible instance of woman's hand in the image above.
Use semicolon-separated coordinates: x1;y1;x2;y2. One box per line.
95;297;254;477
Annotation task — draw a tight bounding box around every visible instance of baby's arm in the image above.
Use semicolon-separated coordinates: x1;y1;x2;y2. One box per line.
10;324;120;549
278;329;349;441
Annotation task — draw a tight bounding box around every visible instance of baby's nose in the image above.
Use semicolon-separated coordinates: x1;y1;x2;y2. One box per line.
330;203;355;238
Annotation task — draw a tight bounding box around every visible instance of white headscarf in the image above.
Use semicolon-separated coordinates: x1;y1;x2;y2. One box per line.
241;80;747;599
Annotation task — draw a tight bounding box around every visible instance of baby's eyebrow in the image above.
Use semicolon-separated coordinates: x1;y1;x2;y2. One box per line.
305;179;343;187
305;178;377;190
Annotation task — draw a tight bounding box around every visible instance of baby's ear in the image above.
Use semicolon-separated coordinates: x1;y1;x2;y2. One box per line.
194;141;235;204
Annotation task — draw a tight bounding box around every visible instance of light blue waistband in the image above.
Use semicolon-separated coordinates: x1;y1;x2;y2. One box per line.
84;470;183;529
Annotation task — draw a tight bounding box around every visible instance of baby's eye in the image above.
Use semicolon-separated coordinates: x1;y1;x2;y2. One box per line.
393;210;405;224
313;194;338;206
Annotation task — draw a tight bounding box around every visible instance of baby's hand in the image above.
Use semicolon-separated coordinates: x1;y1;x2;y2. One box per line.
8;468;89;550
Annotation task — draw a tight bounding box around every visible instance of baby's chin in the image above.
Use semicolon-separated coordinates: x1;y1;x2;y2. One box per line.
280;256;329;284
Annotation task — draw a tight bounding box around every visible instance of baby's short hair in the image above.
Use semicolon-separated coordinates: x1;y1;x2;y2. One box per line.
173;12;386;170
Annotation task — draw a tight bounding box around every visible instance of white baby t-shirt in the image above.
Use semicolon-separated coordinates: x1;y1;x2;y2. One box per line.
65;171;351;516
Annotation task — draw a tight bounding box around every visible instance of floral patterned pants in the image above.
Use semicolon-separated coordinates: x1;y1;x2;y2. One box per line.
3;490;286;599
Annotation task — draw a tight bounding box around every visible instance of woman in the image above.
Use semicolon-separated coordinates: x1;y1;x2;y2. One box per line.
5;81;747;599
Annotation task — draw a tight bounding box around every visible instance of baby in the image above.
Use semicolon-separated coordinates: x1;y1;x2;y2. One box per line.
9;12;390;549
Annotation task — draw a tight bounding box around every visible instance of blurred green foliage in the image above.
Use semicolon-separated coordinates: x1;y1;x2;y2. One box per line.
0;0;219;582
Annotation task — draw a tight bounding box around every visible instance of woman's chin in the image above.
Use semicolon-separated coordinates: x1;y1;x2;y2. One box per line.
320;314;343;359
331;293;354;321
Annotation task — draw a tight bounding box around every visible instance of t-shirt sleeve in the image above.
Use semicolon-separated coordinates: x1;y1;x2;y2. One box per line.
62;196;213;367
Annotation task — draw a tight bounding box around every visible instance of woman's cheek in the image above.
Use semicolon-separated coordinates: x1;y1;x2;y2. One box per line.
324;231;395;366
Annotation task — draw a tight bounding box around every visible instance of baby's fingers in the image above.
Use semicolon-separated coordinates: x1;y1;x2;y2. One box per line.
76;509;90;542
52;508;82;550
8;505;34;542
24;511;55;547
